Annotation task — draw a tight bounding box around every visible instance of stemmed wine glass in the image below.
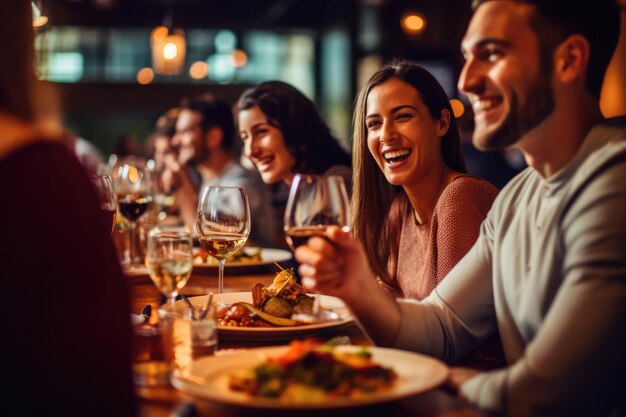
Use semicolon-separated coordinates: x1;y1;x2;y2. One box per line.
196;186;251;304
145;229;193;306
113;157;154;268
90;174;116;235
284;174;351;322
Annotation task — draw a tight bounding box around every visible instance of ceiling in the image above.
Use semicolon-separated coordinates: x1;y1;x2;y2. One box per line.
42;0;357;31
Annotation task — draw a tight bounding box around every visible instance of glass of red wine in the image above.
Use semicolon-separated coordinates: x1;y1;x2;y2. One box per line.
90;174;116;235
283;174;351;323
113;157;154;269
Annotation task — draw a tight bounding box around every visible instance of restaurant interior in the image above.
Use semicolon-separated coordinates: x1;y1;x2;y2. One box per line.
9;1;626;416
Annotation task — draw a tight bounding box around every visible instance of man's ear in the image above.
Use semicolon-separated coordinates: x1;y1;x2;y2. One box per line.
205;126;224;149
554;34;590;85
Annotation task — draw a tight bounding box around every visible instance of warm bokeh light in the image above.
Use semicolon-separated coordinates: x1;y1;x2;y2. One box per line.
33;16;49;28
151;26;168;43
163;42;178;60
450;99;465;118
152;31;186;75
189;61;208;79
231;49;248;68
136;67;155;85
401;12;426;35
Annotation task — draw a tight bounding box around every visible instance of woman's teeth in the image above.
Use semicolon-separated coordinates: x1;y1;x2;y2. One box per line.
383;149;410;163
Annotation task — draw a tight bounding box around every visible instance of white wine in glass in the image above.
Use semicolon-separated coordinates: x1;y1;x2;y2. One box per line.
196;186;251;304
145;229;193;306
284;174;351;322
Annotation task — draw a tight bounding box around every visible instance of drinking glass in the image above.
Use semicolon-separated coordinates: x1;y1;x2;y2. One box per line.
284;174;351;322
196;186;251;304
113;157;154;267
90;174;116;235
145;229;193;306
148;160;176;222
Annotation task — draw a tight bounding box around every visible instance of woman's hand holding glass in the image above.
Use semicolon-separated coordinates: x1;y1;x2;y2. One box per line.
284;174;351;322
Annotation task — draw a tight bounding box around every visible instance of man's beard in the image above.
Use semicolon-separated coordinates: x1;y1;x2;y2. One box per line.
475;74;555;151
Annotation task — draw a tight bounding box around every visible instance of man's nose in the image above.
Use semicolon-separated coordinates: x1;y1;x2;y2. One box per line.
458;56;482;95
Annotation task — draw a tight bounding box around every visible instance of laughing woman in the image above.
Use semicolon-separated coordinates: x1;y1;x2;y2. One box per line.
353;60;502;368
236;81;352;193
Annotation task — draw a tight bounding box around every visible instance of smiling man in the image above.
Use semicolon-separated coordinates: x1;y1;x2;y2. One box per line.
293;0;626;416
162;96;276;247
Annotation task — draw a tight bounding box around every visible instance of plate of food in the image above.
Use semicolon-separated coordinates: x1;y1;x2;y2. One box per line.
171;339;449;409
192;246;292;274
180;267;353;342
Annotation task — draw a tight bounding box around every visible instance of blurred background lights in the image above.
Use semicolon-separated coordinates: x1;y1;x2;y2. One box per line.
163;42;178;60
231;49;248;68
401;12;426;35
31;2;48;28
215;29;237;53
151;26;168;43
136;67;154;85
450;99;465;118
189;61;208;79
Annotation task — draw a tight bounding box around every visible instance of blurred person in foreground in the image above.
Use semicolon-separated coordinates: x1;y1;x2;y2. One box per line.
33;80;105;174
295;1;626;416
0;1;136;417
161;95;276;247
351;60;503;369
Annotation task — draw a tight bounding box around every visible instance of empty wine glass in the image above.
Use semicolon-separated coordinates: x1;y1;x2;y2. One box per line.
145;229;193;306
284;174;351;323
90;174;116;235
113;157;154;268
196;186;251;304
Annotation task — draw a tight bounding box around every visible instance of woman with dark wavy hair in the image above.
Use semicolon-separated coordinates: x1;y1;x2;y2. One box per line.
236;81;351;192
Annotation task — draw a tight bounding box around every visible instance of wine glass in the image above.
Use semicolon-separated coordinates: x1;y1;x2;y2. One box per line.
113;157;154;268
90;174;116;235
196;186;251;304
145;229;193;306
148;159;177;222
284;174;351;322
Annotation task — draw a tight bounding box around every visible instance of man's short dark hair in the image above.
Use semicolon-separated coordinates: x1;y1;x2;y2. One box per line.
472;0;621;97
182;95;236;151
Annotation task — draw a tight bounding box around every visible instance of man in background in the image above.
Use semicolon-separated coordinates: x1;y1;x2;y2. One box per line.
162;95;276;247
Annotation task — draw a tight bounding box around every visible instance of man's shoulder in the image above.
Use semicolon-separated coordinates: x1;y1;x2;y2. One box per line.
220;161;262;183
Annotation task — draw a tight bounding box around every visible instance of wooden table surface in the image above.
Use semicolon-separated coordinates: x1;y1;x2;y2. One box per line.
127;267;484;417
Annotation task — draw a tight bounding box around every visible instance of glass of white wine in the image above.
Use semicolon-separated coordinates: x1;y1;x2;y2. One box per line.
284;174;351;322
145;229;193;306
196;186;251;304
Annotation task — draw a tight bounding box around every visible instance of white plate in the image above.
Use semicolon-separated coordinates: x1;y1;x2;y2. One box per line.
123;247;292;277
183;291;353;342
192;247;293;274
171;345;449;409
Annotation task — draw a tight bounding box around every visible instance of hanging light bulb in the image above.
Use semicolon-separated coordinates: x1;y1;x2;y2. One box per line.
31;1;49;29
151;0;186;75
151;28;186;75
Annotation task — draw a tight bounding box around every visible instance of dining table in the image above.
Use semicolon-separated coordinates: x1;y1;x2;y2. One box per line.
127;265;486;417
